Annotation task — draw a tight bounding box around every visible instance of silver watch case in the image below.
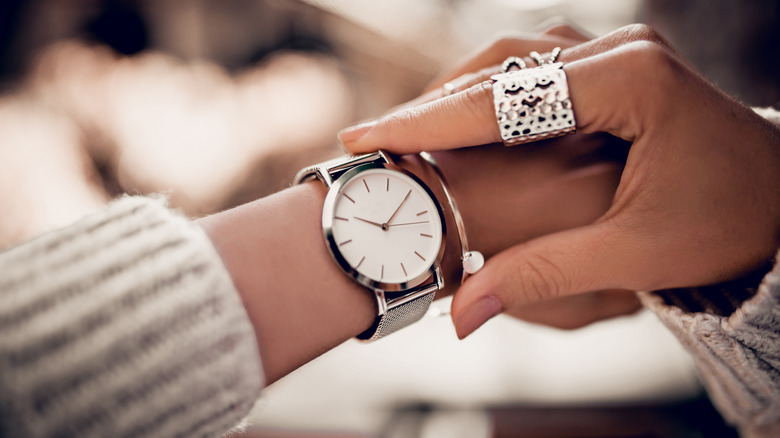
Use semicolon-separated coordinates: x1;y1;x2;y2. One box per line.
321;159;447;294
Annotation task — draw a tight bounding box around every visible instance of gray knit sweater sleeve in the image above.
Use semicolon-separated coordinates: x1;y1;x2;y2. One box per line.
640;250;780;437
0;196;264;438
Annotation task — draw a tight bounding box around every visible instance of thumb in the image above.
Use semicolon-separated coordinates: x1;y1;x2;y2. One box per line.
450;221;636;339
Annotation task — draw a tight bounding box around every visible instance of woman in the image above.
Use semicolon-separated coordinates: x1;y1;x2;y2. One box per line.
1;23;778;437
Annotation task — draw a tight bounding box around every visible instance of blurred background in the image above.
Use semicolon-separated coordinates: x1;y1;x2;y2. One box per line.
1;0;778;436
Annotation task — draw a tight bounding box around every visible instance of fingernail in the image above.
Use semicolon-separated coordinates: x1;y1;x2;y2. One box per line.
453;295;502;339
338;120;376;145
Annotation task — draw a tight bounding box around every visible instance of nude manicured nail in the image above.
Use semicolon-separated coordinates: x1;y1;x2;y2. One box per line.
338;121;376;145
453;295;502;339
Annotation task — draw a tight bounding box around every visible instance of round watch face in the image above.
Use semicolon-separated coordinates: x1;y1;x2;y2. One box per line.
324;165;444;289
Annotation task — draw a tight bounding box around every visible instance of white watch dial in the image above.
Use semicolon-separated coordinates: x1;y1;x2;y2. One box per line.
329;167;443;284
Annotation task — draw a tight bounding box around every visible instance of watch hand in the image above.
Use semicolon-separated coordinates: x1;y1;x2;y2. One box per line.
353;216;385;229
388;221;430;227
386;189;412;224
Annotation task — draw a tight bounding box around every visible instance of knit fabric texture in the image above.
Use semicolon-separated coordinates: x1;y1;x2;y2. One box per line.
0;196;263;438
640;249;780;438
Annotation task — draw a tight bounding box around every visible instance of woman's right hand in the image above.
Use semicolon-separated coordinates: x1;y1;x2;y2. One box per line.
340;24;780;338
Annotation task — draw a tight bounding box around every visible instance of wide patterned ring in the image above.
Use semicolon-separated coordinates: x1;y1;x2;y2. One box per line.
491;62;576;146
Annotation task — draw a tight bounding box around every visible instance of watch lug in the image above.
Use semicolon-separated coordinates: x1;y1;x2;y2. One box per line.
316;168;334;186
373;289;388;316
434;265;444;289
378;150;395;165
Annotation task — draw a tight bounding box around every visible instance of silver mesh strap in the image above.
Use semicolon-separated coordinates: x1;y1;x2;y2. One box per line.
357;291;435;342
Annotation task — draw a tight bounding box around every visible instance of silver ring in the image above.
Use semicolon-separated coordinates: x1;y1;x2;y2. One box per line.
442;82;456;96
500;56;527;73
491;62;576;146
529;46;562;66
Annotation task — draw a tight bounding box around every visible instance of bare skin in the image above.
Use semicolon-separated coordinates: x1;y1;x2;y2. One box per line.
197;135;626;384
339;24;780;339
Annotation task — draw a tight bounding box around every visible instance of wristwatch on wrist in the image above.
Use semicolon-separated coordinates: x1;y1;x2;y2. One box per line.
294;151;446;341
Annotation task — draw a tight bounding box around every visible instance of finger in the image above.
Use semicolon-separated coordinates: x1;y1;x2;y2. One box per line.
340;80;500;154
340;26;680;153
537;21;594;42
504;289;642;330
384;69;491;119
404;23;679;112
342;40;664;154
449;220;642;339
393;33;573;118
427;21;595;94
424;34;575;93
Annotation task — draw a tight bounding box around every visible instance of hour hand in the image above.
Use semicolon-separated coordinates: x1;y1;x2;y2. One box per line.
353;216;385;229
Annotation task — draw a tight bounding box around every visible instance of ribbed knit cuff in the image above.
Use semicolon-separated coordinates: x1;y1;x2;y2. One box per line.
640;249;780;437
0;196;263;438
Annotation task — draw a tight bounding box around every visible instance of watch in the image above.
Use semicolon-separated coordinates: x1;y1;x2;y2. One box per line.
294;151;446;341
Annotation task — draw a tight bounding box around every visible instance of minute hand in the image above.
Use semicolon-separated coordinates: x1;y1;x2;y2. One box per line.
386;189;412;224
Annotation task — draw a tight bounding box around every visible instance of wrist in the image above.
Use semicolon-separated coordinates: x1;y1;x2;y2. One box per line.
197;183;375;384
652;258;775;317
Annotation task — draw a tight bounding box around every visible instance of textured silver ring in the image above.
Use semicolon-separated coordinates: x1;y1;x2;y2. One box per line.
491;62;576;146
529;46;562;66
500;56;527;73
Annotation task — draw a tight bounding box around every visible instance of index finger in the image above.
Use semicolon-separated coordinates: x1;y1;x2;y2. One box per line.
339;80;500;154
424;35;572;93
340;41;664;155
424;23;593;93
339;24;683;154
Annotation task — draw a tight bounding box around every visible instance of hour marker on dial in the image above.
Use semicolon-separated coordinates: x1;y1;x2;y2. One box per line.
400;262;407;276
416;210;428;216
335;216;348;221
363;179;370;192
356;256;365;269
344;194;355;203
420;233;433;238
386;177;389;192
339;239;352;246
414;251;425;261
